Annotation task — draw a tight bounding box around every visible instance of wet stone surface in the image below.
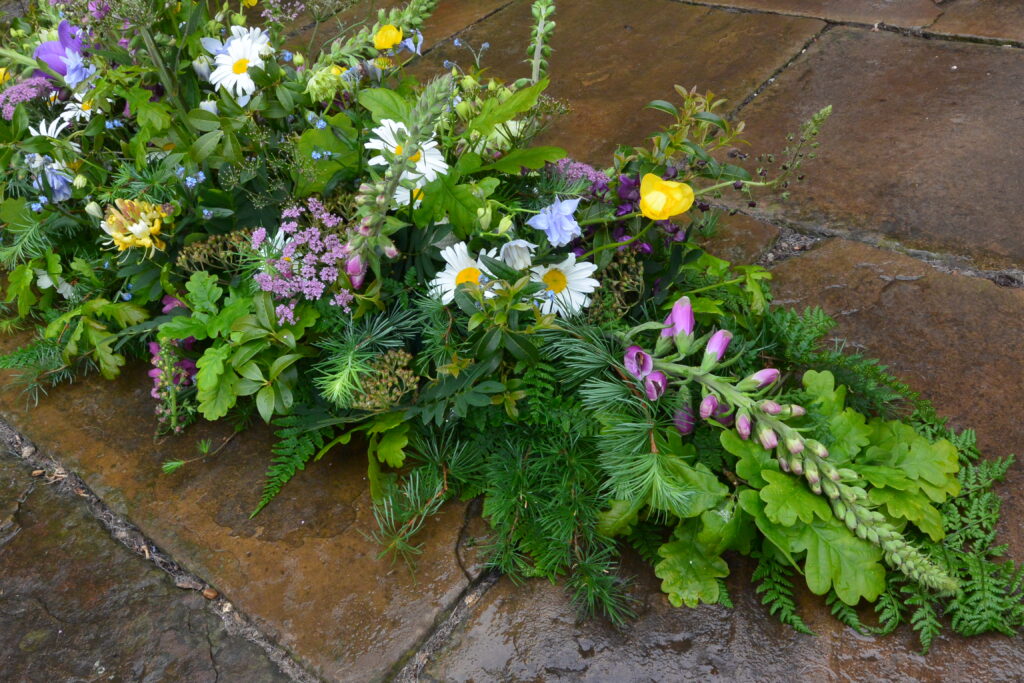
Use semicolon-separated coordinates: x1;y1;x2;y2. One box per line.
0;455;289;682
0;367;475;682
732;26;1024;269
420;0;824;165
699;213;781;265
930;0;1024;43
680;0;943;27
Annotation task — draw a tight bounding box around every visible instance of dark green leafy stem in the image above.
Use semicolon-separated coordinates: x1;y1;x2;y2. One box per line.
752;550;814;636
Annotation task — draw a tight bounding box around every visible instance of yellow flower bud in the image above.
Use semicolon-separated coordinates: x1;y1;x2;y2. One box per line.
292;53;304;66
242;0;257;6
0;67;10;84
373;24;403;51
638;173;694;221
73;174;87;189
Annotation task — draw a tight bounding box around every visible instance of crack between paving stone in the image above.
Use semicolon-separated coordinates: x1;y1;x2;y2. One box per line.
0;418;322;683
718;205;1024;288
390;568;502;682
666;0;1024;49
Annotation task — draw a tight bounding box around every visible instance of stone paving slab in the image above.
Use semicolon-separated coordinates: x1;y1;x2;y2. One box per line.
0;365;475;682
769;239;1024;556
678;0;943;28
930;0;1024;43
420;0;824;165
423;553;1024;681
733;26;1024;270
0;455;290;682
700;213;781;264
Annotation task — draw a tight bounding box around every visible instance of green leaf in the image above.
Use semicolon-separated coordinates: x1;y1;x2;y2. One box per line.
256;385;276;423
185;271;222;315
698;498;753;555
862;419;960;503
655;522;730;608
738;488;801;571
720;430;777;488
869;488;945;542
357;88;411;122
596;499;641;538
189;129;223;163
85;321;124;379
137;101;170;131
196;344;239;420
293;118;359;196
6;262;38;318
791;517;886;605
418;174;490;237
802;370;846;415
207;297;251;338
467;79;547;136
759;470;832;526
159;315;208;342
187;108;221;132
375;422;409;467
646;99;678;117
479;146;567;174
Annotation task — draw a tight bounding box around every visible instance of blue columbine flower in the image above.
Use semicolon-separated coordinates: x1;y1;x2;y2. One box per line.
526;197;583;247
400;31;424;55
62;48;96;88
315;118;326;129
30;202;43;212
281;50;293;62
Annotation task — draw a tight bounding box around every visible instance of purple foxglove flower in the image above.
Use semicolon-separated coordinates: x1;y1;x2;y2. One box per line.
526;197;582;247
713;402;734;428
699;394;719;420
757;424;778;450
644;370;667;401
759;400;782;415
704;329;733;363
662;296;695;338
673;406;696;435
624;345;653;379
736;412;752;440
161;295;186;313
346;254;366;289
789;404;807;417
785;436;805;454
739;368;780;391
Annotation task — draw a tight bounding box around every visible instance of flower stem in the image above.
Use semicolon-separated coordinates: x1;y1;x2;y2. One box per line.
578;219;653;259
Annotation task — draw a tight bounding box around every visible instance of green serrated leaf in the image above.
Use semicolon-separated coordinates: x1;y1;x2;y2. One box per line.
375;422;409;467
759;470;832;526
195;343;238;420
792;517;886;605
185;271;222;314
720;430;778;487
655;522;729;608
868;487;945;542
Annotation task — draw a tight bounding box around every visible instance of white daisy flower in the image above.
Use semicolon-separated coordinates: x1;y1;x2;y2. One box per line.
60;92;99;123
365;118;448;182
429;242;497;304
203;26;273;58
209;32;268;102
394;179;427;208
530;253;600;317
29;117;81;153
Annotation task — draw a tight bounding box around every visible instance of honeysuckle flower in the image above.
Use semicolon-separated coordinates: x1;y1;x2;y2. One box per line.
644;370;667;401
662;296;695;337
530;253;599;317
430;242;493;304
638;173;694;221
624;345;653;379
499;239;537;270
374;24;403;51
699;394;719;420
673;406;696;435
736;411;752;440
100;199;173;254
526;197;582;247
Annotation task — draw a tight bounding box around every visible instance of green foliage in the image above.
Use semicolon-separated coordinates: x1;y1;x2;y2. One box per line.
655;520;729;608
752;550;814;635
251;409;336;517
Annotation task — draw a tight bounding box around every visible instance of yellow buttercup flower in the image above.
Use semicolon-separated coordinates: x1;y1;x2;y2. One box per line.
373;24;403;51
242;0;258;7
0;67;11;84
99;199;174;255
638;173;694;221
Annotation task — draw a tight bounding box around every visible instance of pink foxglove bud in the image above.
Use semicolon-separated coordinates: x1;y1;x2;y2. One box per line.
673;406;696;435
789;404;807;417
661;296;695;338
624;346;653;379
644;370;667;401
383;244;400;259
756;424;778;450
736;411;752;440
759;400;782;415
700;330;732;371
805;439;829;459
738;368;780;391
712;402;734;427
347;255;366;289
785;435;805;454
699;394;719;420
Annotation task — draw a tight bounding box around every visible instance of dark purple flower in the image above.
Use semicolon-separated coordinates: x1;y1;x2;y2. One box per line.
624;345;653;379
673;406;695;435
617;174;639;202
644;370;667;401
662;296;695;338
712;402;734;427
161;295;186;313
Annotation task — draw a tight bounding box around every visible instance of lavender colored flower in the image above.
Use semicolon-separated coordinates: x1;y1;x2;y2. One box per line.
552;158;609;197
617;174;639;203
673;406;696;435
736;412;752;440
699;394;719;420
526;197;582;247
400;31;424;55
623;345;653;379
62;50;96;88
759;400;782;415
34;164;73;202
739;368;780;391
34;21;85;79
161;295;186;313
643;370;667;401
0;77;52;120
703;329;733;364
251;227;268;250
661;296;695;338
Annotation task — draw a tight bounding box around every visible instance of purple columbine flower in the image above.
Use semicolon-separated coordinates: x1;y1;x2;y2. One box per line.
33;21;85;79
624;345;653;379
526;197;582;247
617;174;639;202
673;406;696;435
704;329;733;363
699;394;719;420
644;371;667;401
736;412;752;440
662;296;695;338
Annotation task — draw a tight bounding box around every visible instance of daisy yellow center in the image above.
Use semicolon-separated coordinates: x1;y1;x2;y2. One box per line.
393;144;422;162
330;65;343;75
455;266;481;286
542;269;568;293
412;187;424;200
232;58;250;75
82;100;92;111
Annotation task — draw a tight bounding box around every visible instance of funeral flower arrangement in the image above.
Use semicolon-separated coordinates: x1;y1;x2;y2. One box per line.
0;0;1020;646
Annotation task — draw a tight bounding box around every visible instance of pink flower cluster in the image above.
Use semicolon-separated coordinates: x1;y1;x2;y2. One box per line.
551;158;609;198
253;198;362;325
0;77;52;120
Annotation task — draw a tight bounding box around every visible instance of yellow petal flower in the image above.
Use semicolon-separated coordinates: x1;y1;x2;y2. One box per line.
0;67;10;84
242;0;258;6
373;24;403;51
638;173;694;221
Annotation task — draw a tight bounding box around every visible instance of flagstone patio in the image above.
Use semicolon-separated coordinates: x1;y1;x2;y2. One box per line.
2;0;1023;680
